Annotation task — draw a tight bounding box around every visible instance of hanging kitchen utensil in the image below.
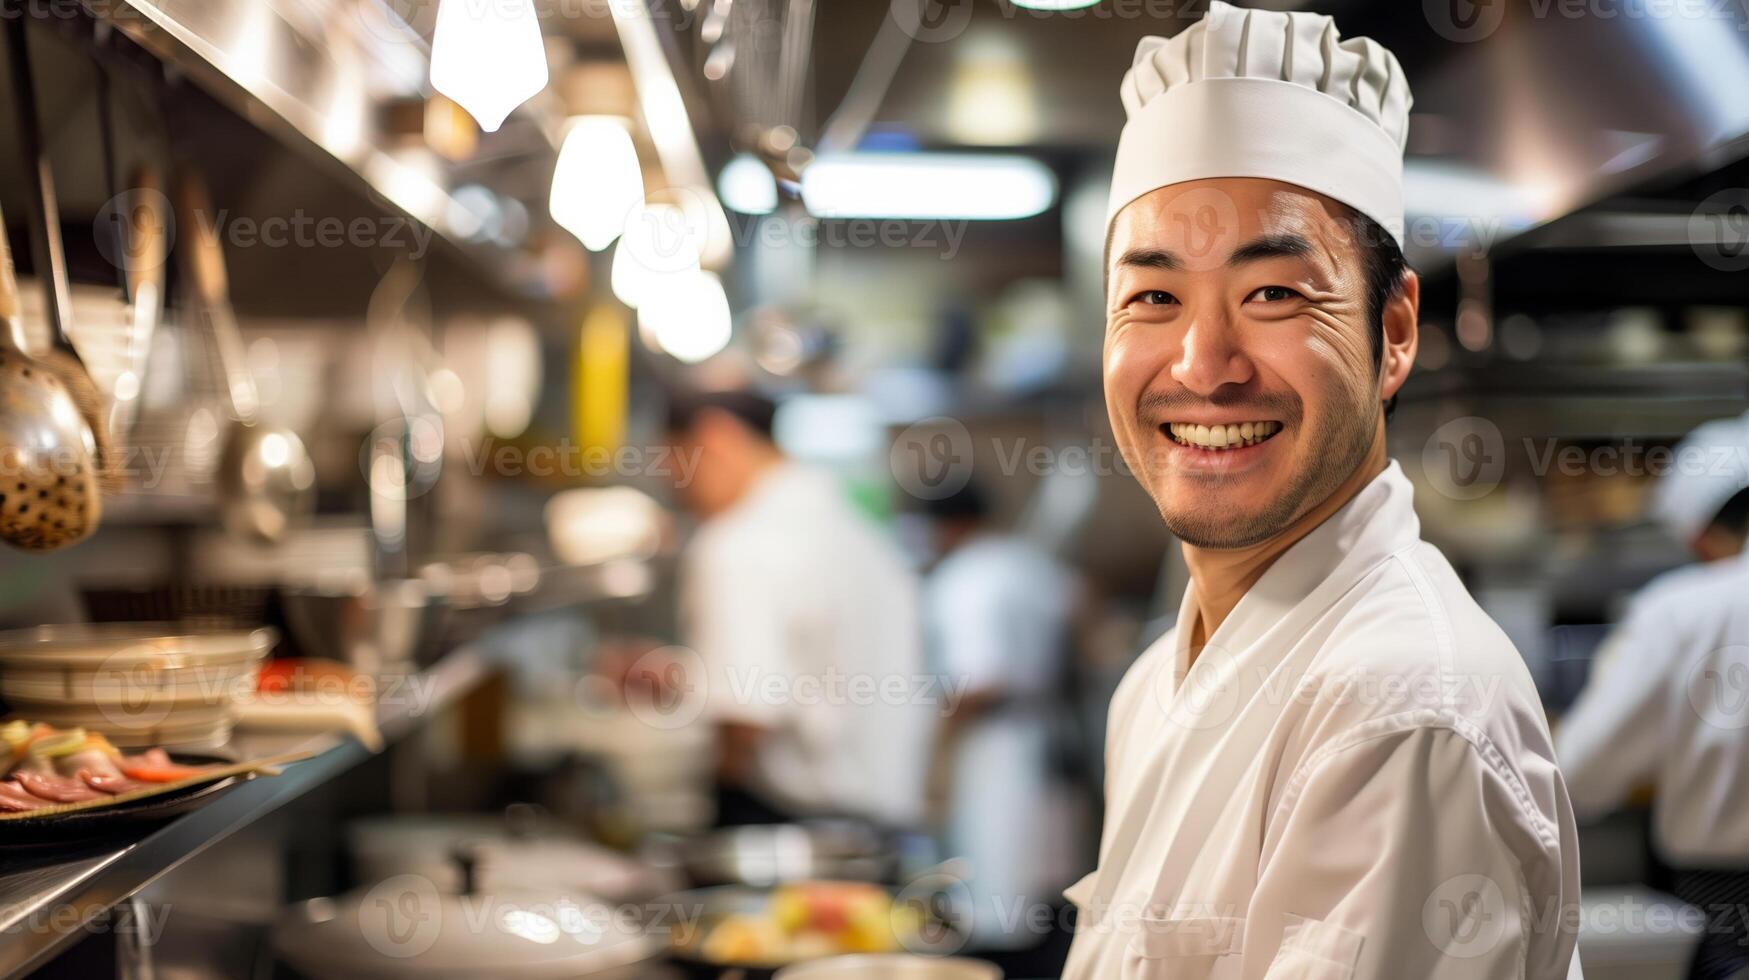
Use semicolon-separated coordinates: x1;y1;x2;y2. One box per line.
363;256;444;578
172;169;316;545
4;16;125;493
109;162;166;442
0;202;101;550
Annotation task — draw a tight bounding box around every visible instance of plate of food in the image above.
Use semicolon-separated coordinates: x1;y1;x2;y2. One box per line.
0;720;308;846
665;879;964;978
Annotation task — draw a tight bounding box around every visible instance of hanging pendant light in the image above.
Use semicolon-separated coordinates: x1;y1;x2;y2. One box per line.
429;0;549;133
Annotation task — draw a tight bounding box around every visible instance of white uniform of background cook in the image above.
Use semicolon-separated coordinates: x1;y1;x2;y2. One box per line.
681;461;931;827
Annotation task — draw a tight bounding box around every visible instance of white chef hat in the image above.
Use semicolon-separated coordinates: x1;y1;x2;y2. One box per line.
1650;410;1749;546
1109;1;1413;245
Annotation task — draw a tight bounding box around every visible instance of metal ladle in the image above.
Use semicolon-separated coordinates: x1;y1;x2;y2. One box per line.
0;204;100;551
173;172;315;545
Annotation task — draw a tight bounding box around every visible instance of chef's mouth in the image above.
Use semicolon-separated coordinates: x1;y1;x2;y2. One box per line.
1162;421;1283;451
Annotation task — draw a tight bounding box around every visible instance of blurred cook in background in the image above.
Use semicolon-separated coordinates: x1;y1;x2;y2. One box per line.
1558;409;1749;980
666;387;932;830
920;480;1083;966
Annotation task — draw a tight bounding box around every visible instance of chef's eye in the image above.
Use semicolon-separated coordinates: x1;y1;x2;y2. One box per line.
1130;290;1177;307
1247;285;1302;303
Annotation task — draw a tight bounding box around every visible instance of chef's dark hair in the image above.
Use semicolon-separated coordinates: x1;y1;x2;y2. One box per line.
666;388;778;440
1710;487;1749;538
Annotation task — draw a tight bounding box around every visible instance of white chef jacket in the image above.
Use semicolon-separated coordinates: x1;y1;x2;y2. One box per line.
1557;548;1749;866
926;533;1080;947
681;462;931;827
1063;461;1581;980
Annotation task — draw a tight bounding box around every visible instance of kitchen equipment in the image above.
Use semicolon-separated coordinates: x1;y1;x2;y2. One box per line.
347;809;677;906
4;17;123;493
173;171;316;545
111;163;168;441
0;624;275;749
0;202;101;551
280;577;450;674
271;850;665;980
419;551;541;647
365;257;446;578
79;581;276;630
775;956;1001;980
680;822;898;888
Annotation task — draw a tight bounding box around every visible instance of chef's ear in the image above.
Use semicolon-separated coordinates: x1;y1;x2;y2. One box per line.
1379;269;1419;402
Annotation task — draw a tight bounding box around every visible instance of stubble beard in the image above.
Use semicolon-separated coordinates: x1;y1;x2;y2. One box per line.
1153;381;1378;550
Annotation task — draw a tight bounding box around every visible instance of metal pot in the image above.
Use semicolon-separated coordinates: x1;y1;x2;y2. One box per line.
347;810;677;907
280;577;449;674
272;848;665;980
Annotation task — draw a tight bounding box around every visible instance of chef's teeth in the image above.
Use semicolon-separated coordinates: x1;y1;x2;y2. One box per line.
1167;421;1281;449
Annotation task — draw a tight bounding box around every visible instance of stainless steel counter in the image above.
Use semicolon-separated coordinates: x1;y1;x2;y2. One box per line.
0;645;490;979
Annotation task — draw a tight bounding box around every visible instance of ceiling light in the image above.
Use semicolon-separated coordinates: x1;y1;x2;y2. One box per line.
1007;0;1103;8
611;204;704;308
550;116;645;251
429;0;549;133
638;270;732;363
801;153;1057;220
719;154;778;214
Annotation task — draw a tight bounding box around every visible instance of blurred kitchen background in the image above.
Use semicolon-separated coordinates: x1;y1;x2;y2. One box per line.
0;0;1746;978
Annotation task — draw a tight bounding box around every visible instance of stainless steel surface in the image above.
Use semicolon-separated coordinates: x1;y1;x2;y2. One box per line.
112;163;168;442
365;259;445;578
174;170;316;546
0;200;102;552
270;860;665;980
281;578;450;674
774;956;1003;980
680;822;898;888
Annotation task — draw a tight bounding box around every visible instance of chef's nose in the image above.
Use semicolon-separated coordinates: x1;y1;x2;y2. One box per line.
1169;312;1253;397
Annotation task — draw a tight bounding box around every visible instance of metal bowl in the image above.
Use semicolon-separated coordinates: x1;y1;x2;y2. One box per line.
280;578;449;675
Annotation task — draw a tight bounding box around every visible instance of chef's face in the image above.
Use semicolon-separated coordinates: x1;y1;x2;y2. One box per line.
1104;178;1416;549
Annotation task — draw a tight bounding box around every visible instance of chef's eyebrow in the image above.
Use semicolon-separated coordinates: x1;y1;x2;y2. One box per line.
1229;232;1314;265
1112;233;1312;275
1114;247;1181;271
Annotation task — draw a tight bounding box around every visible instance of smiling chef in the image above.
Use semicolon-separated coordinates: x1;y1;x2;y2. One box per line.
1060;4;1582;978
